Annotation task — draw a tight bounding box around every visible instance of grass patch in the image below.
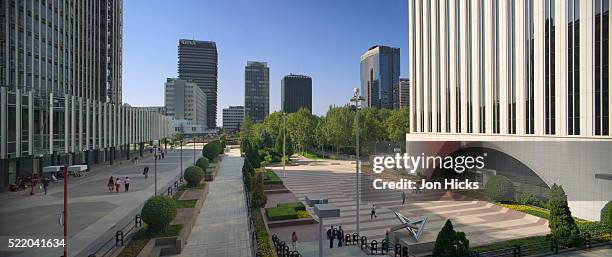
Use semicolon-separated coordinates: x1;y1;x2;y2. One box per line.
302;151;329;160
178;182;206;191
252;209;274;257
497;203;550;219
266;207;297;221
277;202;306;211
263;170;283;185
471;235;550;253
116;224;183;257
297;210;311;218
175;199;197;208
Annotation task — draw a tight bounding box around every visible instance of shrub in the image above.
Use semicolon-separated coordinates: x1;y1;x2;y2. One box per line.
266;207;298;221
184;166;205;187
202;140;222;160
263;170;283;185
140;196;177;232
433;219;470;257
548;184;582;246
484;175;515;202
601;201;612;225
297;210;311;218
516;192;546;208
196;157;209;171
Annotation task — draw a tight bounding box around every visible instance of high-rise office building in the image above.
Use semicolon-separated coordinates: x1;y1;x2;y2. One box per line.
178;39;218;128
360;45;400;109
281;74;312;113
408;0;611;220
244;61;269;122
395;78;410;109
165;78;207;127
0;0;172;192
223;106;245;132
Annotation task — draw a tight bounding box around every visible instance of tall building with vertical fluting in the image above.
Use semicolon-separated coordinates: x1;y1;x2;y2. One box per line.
360;45;400;109
281;74;312;113
0;0;172;192
178;39;218;128
408;0;611;220
244;61;269;122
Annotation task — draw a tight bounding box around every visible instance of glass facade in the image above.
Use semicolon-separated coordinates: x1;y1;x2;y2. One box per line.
360;46;400;110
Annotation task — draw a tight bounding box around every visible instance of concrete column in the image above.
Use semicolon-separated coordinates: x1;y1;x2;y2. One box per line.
580;0;594;137
499;0;509;135
71;95;76;153
449;0;457;133
15;88;21;157
515;0;526;135
423;0;431;132
533;0;545;135
484;1;494;134
471;0;481;133
415;0;422;132
86;99;90;149
0;87;6;159
431;0;439;133
460;0;469;134
49;93;54;154
28;91;33;155
440;0;448;133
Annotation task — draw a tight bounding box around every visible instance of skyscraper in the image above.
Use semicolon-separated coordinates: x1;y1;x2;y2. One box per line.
244;61;270;122
281;74;313;113
0;0;171;191
178;39;218;128
360;45;400;109
223;106;245;132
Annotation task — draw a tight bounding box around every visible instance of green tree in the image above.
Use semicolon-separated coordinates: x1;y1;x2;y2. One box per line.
196;157;210;171
484;175;515;202
324;106;353;154
286;108;316;153
240;113;253;141
184;166;205;187
263;111;283;139
601;201;612;225
354;108;389;147
548;184;582;245
433;219;470;257
386;108;410;142
141;196;178;232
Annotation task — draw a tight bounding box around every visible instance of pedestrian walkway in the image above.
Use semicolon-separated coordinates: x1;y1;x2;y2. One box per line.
0;146;199;257
180;148;252;257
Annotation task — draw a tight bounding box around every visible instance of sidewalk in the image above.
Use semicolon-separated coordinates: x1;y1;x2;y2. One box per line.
180;149;252;257
0;146;200;257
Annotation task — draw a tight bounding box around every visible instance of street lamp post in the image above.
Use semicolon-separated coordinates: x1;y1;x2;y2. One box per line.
180;139;183;183
193;138;196;165
350;88;364;236
30;156;36;195
283;112;286;178
154;147;158;196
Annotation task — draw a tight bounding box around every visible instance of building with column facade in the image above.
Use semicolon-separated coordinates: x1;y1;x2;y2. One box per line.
178;39;218;128
408;0;611;220
244;61;270;123
0;0;172;192
222;106;244;132
281;74;312;113
360;45;401;109
165;78;207;127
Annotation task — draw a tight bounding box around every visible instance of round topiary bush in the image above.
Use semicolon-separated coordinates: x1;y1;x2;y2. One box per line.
141;196;177;232
196;157;210;171
601;201;612;225
184;166;205;187
484;175;515;202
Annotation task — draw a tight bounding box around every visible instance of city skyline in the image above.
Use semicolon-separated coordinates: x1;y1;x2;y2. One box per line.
121;0;409;124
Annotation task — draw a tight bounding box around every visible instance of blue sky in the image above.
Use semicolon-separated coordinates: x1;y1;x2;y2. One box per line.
122;0;408;123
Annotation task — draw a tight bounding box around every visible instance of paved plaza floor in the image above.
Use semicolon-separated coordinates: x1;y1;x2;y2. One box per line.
179;148;252;257
269;156;551;257
0;145;201;257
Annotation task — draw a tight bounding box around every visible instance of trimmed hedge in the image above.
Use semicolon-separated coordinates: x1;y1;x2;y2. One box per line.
196;157;210;171
140;196;177;232
263;170;283;185
601;201;612;225
184;166;205;187
266;207;298;221
277;202;306;211
202;140;223;160
484;175;515;202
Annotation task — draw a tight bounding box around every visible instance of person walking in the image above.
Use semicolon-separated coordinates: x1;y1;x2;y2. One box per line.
371;204;377;219
337;225;344;247
161;151;165;159
143;166;149;179
124;177;130;192
115;177;121;193
327;225;335;248
402;190;406;204
291;231;298;251
42;176;50;195
107;176;115;192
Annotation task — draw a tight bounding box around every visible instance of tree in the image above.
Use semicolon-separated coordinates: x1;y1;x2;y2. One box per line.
196;157;210;171
286;108;316;153
184;166;205;187
240;113;253;141
386;108;410;142
263;111;283;139
601;201;612;225
484;175;515;202
432;219;470;257
141;196;177;232
548;184;582;245
324;106;354;154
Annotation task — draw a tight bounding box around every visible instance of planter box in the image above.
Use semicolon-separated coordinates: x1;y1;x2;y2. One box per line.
266;217;318;228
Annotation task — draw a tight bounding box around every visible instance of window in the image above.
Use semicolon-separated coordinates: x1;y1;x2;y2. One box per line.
568;0;580;135
595;0;609;135
545;0;556;134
